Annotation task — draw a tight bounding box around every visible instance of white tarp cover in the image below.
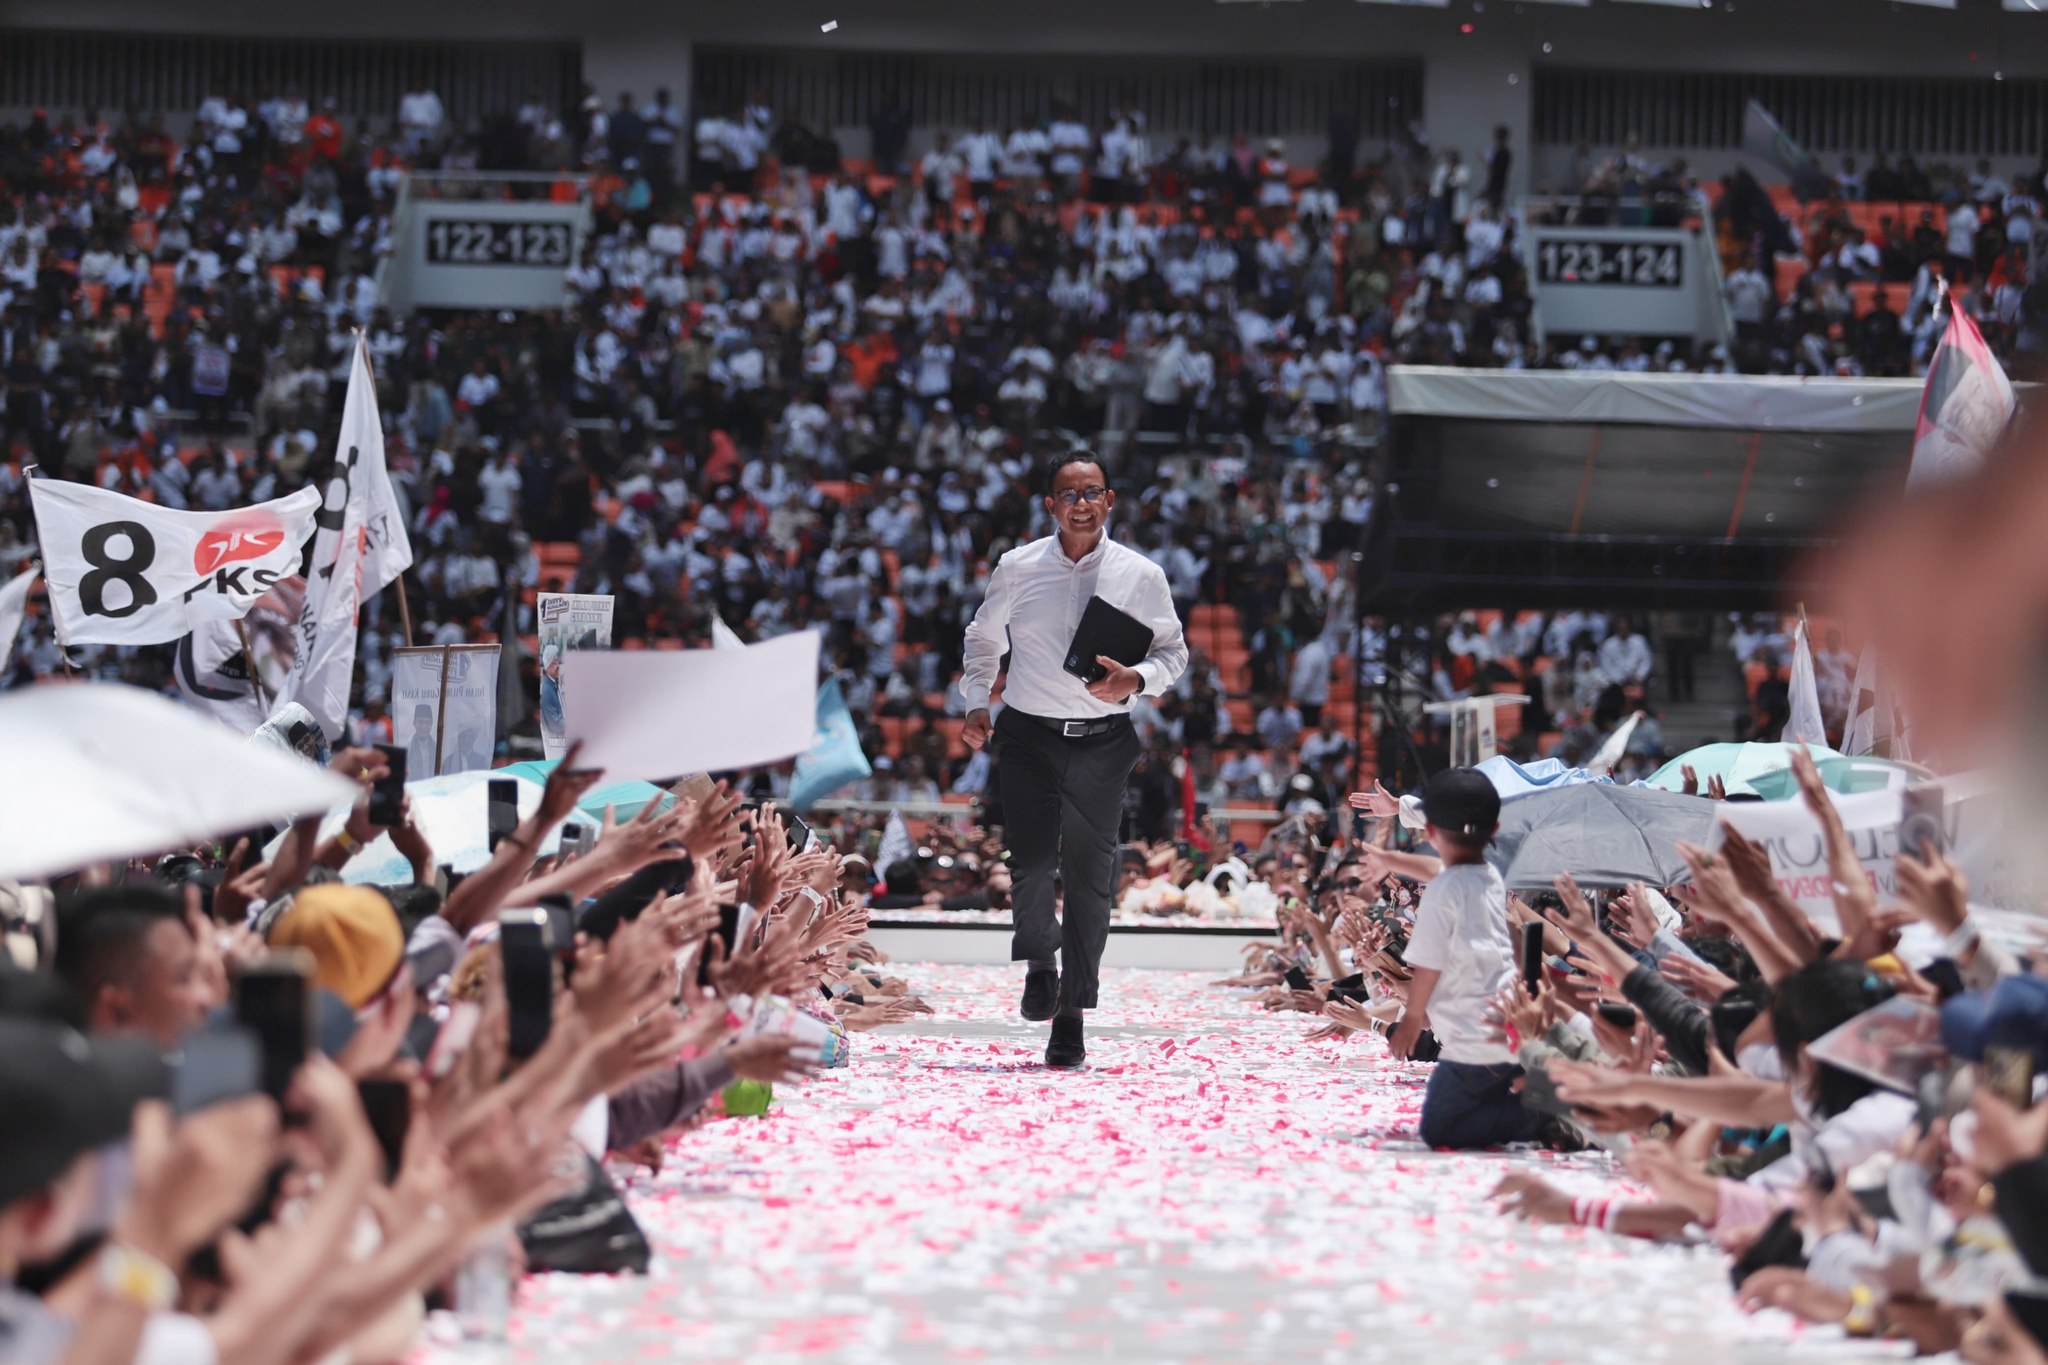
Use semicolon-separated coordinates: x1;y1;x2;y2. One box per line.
0;682;359;880
1388;366;1926;433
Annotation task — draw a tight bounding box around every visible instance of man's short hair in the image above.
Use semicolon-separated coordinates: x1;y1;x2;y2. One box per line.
1043;449;1108;497
51;884;187;1010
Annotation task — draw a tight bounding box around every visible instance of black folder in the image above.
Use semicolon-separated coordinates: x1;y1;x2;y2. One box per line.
1063;596;1155;686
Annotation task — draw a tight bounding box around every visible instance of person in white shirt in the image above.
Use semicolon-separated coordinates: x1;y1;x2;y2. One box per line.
477;450;522;525
1004;123;1051;190
455;360;500;412
960;452;1187;1067
1385;769;1554;1149
397;81;444;154
920;134;962;224
1047;113;1092;194
1947;201;1979;272
958;120;1003;200
1289;633;1333;726
1724;257;1774;339
1597;615;1653;689
1256;697;1303;752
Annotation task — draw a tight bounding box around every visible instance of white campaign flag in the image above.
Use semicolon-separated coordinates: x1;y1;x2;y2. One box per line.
878;810;914;878
0;564;36;674
173;575;309;733
282;336;415;740
1909;304;2015;490
1782;619;1827;747
710;611;746;651
175;615;269;732
1841;644;1909;760
1587;711;1643;777
28;479;320;647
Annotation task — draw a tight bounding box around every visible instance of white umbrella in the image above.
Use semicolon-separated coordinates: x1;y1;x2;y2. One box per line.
281;769;602;886
0;682;360;881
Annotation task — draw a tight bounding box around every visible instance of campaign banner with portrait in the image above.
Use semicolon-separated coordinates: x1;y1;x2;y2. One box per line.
392;645;502;778
536;593;613;761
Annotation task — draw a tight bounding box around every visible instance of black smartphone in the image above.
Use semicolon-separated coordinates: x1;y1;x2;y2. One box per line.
742;801;814;853
785;811;816;853
1898;784;1945;862
697;902;743;989
499;910;554;1062
1521;920;1547;996
356;1078;410;1182
170;1024;262;1116
487;778;520;853
233;955;312;1101
538;894;578;965
368;743;407;828
1596;1001;1640;1031
1984;1045;2036;1107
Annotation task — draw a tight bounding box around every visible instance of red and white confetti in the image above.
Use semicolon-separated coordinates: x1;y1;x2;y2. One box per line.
432;967;1891;1363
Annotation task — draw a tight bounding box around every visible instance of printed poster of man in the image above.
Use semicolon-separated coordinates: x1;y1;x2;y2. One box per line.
391;644;502;777
536;593;614;761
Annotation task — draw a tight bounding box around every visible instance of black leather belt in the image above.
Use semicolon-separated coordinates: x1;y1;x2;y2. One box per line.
1020;712;1129;739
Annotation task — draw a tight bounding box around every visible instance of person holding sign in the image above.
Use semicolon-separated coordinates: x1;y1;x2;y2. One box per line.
960;452;1187;1068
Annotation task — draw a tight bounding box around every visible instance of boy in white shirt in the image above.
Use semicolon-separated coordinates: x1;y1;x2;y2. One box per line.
1389;769;1551;1149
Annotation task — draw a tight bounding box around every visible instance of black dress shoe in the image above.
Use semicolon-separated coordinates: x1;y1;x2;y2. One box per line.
1019;968;1058;1021
1045;1014;1086;1069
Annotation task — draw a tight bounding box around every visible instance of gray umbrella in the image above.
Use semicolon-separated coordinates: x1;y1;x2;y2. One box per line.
1485;783;1717;890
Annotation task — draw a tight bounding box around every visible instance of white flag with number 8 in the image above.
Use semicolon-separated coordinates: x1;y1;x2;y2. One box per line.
27;478;322;647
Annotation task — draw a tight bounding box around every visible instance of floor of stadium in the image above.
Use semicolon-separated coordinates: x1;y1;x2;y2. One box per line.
444;967;1896;1364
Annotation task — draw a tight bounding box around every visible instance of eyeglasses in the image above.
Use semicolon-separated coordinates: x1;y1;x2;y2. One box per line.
1053;487;1109;508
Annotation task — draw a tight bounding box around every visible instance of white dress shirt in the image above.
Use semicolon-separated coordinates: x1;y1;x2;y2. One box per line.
961;532;1188;721
1598;632;1653;687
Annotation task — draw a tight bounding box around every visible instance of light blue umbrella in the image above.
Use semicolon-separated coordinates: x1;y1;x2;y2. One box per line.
271;765;669;886
498;761;676;824
1643;742;1843;798
1476;755;1616;802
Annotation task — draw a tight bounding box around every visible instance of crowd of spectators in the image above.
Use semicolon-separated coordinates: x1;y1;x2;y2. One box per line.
3;77;2048;1365
1543;134;2048;378
0;751;953;1365
1212;745;2048;1361
0;85;2026;816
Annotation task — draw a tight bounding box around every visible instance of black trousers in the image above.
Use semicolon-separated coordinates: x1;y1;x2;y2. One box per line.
996;709;1141;1011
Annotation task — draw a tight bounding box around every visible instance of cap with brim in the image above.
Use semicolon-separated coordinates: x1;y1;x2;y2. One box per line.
1420;768;1502;839
0;1018;168;1208
1941;973;2048;1065
265;885;404;1010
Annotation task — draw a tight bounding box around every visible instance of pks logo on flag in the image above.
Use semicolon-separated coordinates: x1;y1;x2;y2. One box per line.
193;511;290;576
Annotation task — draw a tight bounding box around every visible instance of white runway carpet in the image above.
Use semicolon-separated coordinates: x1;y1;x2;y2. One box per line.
446;967;1904;1364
